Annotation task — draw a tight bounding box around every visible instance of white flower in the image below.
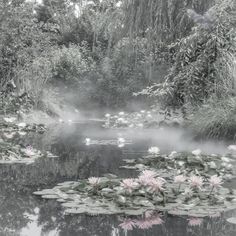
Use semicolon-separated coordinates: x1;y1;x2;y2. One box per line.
228;145;236;151
85;138;91;146
18;131;26;136
3;132;15;139
59;118;63;123
192;149;202;156
148;147;160;155
177;161;185;167
4;117;16;123
118;112;125;116
147;114;152;118
88;177;101;186
117;118;125;123
169;151;177;158
105;113;111;118
17;122;26;128
209;175;222;188
24;146;36;156
140;110;146;113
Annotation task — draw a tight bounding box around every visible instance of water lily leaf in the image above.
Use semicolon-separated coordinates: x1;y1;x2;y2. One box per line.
227;217;236;224
42;195;59;199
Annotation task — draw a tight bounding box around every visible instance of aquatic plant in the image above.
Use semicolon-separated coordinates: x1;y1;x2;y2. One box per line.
189;176;203;190
148;147;160;155
209;175;222;188
188;217;203;227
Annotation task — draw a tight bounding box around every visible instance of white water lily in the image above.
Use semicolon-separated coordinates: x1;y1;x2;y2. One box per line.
85;138;91;145
4;117;16;123
17;122;26;128
105;113;111;118
177;161;185;167
3;132;15;139
228;145;236;151
18;131;27;136
24;146;36;157
117;118;125;123
169;151;177;158
118;137;125;143
118;112;125;116
192;149;202;156
148;147;160;155
88;177;101;186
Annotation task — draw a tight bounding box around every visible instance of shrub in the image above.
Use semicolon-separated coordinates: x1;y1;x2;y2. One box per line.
189;97;236;140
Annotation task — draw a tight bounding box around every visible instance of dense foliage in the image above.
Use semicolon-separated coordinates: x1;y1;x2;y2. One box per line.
0;0;236;138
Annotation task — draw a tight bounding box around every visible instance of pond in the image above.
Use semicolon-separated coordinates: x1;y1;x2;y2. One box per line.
0;121;236;236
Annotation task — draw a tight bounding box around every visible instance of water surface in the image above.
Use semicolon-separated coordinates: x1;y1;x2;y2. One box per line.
1;122;236;236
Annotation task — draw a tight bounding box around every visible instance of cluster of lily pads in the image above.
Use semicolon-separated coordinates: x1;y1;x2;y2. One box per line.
103;108;183;129
121;147;235;181
0;116;54;164
34;146;236;219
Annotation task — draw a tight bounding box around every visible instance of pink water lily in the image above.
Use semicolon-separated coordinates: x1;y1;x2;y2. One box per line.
174;175;186;184
147;178;165;193
138;170;157;186
121;178;139;193
150;215;164;225
135;219;153;229
209;175;222;188
188;217;203;226
119;219;136;231
189;176;203;189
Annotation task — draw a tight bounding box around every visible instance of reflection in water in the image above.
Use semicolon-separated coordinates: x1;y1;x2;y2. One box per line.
0;123;235;235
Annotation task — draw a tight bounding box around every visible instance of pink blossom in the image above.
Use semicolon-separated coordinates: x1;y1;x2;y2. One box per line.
119;219;136;231
138;170;157;186
141;170;157;178
188;217;203;226
150;215;164;225
121;178;139;193
209;175;222;188
189;176;203;189
88;177;101;186
135;219;153;229
25;146;36;156
174;175;186;184
147;178;165;193
145;210;154;218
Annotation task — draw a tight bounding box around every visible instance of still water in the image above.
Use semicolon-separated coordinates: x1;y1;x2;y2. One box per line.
0;122;236;236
